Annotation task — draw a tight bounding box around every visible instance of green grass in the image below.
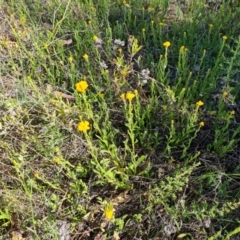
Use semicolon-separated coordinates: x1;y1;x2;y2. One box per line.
1;0;240;239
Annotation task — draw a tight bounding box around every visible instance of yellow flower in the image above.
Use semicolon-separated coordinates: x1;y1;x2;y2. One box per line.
104;203;114;220
77;121;90;132
199;121;205;127
231;110;235;115
196;100;204;107
209;24;213;28
126;92;135;100
161;105;167;111
142;28;146;32
83;54;89;61
134;89;138;95
54;157;60;164
34;172;39;178
180;46;185;52
93;35;98;41
222;35;227;41
68;56;73;63
163;41;171;48
159;22;164;26
76;81;89;93
223;91;228;97
87;20;92;25
120;93;125;99
151;20;154;25
98;93;104;98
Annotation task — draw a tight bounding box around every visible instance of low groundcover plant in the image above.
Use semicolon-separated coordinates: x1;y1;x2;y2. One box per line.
1;0;240;239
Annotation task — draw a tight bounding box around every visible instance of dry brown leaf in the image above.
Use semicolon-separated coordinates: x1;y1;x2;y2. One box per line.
63;38;72;45
11;231;25;240
112;191;132;206
94;233;105;240
52;91;75;100
113;231;120;240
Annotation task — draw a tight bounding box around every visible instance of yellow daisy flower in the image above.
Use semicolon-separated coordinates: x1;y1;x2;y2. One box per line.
76;81;89;93
126;92;135;100
223;91;228;97
196;100;204;107
120;93;125;99
163;41;171;48
83;54;89;61
77;121;90;132
104;203;114;220
68;56;73;63
93;35;98;41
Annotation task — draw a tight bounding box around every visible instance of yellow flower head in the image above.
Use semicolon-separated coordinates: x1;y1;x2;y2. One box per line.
163;41;171;48
104;203;114;220
209;24;213;28
98;93;104;98
196;100;204;107
93;35;98;41
223;91;228;97
76;81;89;93
199;121;205;127
34;172;39;178
231;110;235;115
77;121;90;132
68;56;73;63
161;105;167;111
180;46;185;53
83;54;89;61
222;35;227;41
120;93;125;99
54;157;60;164
126;92;135;100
